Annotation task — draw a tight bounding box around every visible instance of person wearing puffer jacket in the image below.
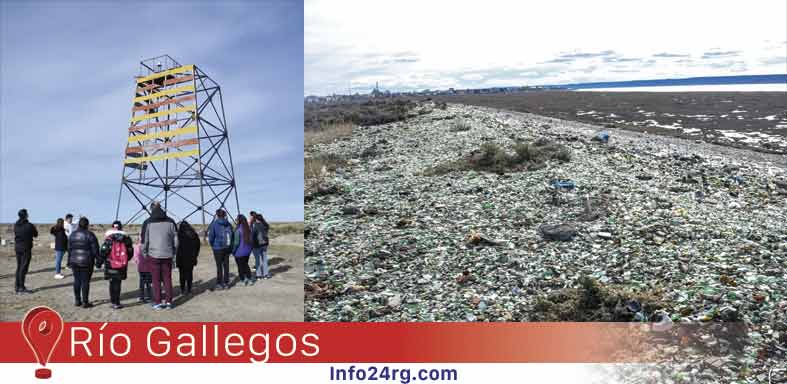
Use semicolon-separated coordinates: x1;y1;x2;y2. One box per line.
99;221;133;309
207;209;234;291
68;217;99;308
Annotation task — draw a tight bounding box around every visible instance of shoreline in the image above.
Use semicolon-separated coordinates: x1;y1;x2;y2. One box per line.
472;104;787;170
575;83;787;92
434;91;787;155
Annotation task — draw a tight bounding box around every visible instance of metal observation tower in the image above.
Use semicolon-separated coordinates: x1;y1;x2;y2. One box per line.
115;55;240;225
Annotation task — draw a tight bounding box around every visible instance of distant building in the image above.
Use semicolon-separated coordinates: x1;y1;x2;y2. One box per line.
305;82;559;105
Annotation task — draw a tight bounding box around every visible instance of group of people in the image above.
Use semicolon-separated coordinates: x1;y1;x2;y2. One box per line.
12;203;270;311
207;208;271;290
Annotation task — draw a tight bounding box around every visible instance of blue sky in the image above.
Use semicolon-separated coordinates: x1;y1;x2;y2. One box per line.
305;0;787;95
1;0;304;223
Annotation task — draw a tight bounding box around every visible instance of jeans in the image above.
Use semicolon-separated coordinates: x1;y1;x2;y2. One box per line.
212;248;230;286
151;258;173;304
109;279;122;305
139;272;152;301
235;256;252;282
252;246;269;278
54;250;65;274
15;248;32;291
179;266;193;293
73;267;92;304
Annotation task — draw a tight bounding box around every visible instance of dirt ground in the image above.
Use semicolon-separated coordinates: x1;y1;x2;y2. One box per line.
0;232;303;321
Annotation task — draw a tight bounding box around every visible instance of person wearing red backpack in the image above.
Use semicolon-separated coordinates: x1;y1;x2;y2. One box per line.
99;221;133;309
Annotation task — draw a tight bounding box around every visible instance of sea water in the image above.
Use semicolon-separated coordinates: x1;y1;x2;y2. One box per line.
577;83;787;92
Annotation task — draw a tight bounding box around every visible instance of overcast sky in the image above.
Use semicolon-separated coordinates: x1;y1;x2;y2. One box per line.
305;0;787;95
1;0;303;223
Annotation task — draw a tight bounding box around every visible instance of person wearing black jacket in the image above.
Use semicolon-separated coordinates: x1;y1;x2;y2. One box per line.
50;218;68;279
99;221;133;309
68;217;99;308
176;220;200;294
14;209;38;294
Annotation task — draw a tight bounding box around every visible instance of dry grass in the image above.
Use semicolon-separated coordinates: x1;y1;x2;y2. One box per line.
450;119;471;132
305;122;355;147
304;122;356;199
304;98;420;132
305;153;346;180
532;276;666;321
304;153;347;196
423;139;572;176
269;222;304;236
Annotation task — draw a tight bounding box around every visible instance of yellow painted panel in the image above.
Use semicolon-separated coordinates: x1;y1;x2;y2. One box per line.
130;106;196;123
134;85;195;103
136;64;194;84
124;149;200;164
128;126;197;142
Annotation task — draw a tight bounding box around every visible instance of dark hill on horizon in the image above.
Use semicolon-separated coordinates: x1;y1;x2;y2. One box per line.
548;74;786;89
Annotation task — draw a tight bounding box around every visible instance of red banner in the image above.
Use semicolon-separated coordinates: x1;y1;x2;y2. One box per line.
0;307;747;365
0;321;673;364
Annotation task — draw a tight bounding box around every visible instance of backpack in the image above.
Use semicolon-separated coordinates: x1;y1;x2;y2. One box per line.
213;222;233;249
231;229;241;254
253;222;269;247
108;239;128;269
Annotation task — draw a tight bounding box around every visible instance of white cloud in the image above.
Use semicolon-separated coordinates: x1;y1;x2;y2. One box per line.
460;73;485;81
306;0;787;94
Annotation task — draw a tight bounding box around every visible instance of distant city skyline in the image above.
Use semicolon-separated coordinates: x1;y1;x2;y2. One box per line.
308;73;787;96
306;0;787;96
